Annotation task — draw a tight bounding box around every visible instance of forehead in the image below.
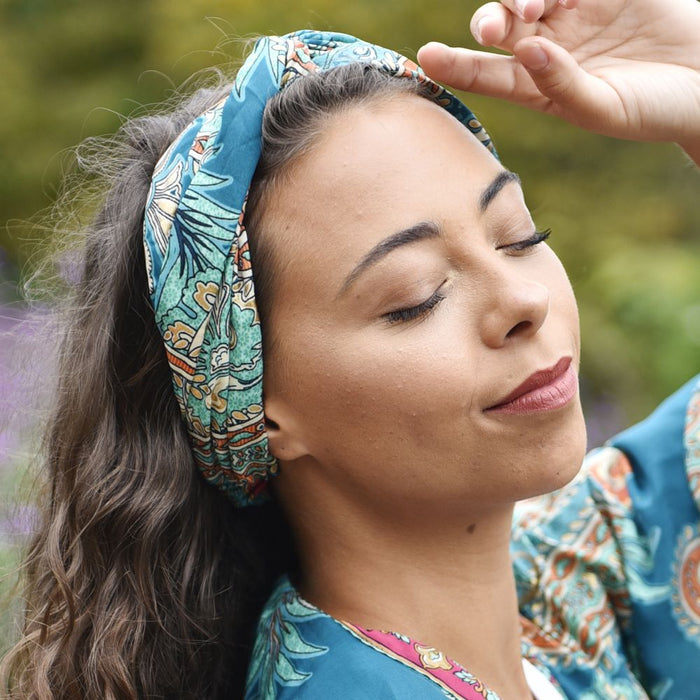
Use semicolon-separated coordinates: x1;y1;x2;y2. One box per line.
262;95;506;290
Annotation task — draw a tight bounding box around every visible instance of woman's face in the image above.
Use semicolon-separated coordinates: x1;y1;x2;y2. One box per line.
261;94;585;517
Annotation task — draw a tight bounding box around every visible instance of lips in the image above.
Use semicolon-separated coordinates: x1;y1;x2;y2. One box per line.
485;357;578;415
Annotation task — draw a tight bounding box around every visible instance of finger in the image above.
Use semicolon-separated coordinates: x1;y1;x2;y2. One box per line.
469;0;574;51
512;36;620;126
417;43;544;106
497;0;562;23
471;3;528;48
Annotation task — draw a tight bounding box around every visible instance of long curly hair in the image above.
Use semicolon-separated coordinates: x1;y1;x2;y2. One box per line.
0;62;433;698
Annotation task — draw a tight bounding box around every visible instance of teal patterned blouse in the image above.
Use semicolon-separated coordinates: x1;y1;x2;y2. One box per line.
245;376;700;699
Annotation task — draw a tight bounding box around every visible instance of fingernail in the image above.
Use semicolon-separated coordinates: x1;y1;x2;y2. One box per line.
475;18;487;45
515;0;528;19
518;43;549;70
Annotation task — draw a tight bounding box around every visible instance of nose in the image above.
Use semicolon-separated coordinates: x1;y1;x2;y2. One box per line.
478;268;550;348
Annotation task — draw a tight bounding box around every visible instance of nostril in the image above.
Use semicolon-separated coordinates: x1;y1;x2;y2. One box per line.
506;320;532;338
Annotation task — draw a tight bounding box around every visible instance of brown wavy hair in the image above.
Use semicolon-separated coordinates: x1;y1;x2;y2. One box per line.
0;63;433;698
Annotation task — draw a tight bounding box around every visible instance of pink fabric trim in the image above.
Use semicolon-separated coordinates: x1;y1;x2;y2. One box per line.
340;622;494;700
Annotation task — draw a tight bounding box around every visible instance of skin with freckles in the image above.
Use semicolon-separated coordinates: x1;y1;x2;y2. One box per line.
258;94;586;699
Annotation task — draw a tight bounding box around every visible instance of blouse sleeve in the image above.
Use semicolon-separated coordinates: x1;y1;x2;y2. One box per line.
511;375;700;699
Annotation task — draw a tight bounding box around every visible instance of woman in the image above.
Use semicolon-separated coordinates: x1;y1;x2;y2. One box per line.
2;0;699;698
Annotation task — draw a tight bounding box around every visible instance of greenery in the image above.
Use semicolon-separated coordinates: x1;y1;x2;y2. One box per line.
1;0;699;425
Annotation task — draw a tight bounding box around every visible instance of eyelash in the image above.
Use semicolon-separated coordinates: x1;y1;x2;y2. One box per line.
499;228;552;251
384;285;447;325
382;229;551;325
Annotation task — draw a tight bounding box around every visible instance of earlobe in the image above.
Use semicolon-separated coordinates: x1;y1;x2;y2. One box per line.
263;397;311;462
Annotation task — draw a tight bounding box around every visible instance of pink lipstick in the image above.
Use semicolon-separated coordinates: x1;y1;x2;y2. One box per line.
485;357;578;415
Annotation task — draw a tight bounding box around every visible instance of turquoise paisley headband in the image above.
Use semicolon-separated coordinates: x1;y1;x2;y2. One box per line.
143;30;496;507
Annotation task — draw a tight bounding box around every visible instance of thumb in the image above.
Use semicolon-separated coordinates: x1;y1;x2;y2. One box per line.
513;37;615;125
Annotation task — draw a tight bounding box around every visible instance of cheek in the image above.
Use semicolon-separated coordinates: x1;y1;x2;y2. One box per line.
561;281;580;351
272;319;483;468
542;251;579;341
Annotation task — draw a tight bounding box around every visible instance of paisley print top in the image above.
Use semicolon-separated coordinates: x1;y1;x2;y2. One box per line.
245;376;700;699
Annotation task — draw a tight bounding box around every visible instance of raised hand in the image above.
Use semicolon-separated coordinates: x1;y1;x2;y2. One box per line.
417;0;700;160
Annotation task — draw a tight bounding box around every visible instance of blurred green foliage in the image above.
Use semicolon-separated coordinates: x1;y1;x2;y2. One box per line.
1;0;699;427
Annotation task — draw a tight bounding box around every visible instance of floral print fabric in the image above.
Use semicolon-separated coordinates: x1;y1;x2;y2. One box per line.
142;30;494;506
245;376;700;698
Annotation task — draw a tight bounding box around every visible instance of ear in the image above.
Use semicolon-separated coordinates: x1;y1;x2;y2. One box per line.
263;394;311;462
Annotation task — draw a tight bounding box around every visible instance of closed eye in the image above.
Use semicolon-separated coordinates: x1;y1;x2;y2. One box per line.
383;283;447;325
499;228;551;252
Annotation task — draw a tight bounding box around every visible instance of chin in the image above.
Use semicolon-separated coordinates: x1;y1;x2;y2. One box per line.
535;408;588;497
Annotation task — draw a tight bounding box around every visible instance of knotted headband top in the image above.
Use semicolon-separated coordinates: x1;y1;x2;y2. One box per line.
143;30;496;507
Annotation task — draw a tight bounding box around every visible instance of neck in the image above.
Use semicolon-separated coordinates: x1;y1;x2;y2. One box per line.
284;482;532;700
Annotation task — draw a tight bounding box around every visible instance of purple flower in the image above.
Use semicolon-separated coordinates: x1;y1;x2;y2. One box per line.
0;504;36;540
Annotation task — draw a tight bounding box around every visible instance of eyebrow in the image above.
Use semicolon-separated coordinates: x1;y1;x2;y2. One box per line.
479;170;521;212
337;221;441;297
337;170;521;297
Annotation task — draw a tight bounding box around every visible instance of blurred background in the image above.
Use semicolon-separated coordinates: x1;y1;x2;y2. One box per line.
1;0;699;645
